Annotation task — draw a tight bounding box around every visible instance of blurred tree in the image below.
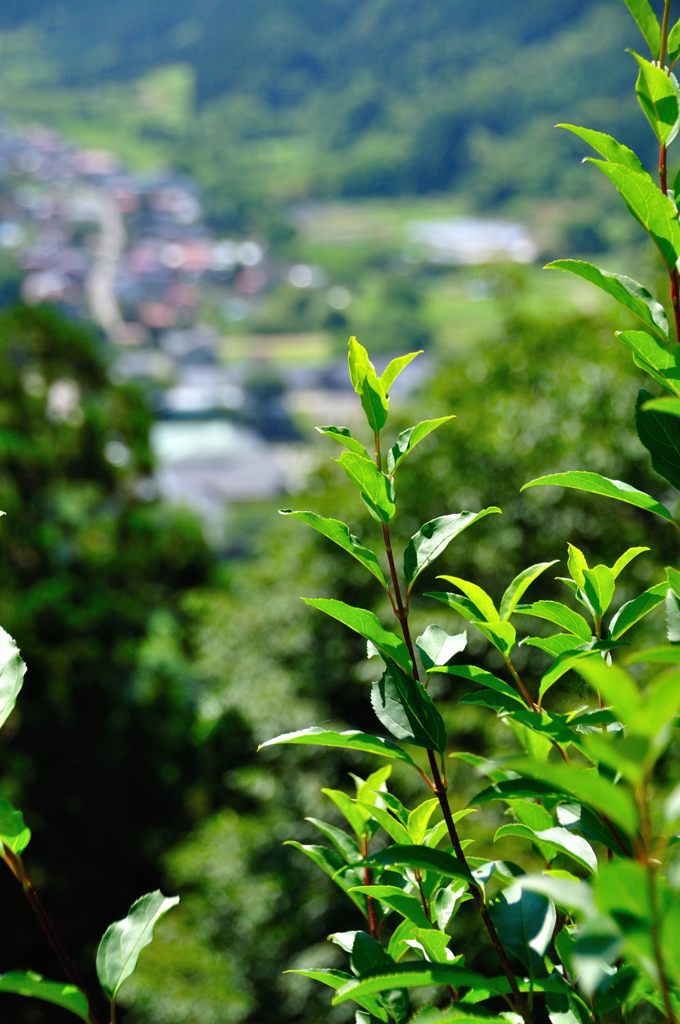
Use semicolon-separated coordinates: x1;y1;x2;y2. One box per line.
0;305;222;1019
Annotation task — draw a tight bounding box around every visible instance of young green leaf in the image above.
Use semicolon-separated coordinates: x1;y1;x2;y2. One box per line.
307;817;362;863
609;583;666;639
332;963;508;1007
348;337;388;432
371;662;447;754
280;510;387;587
338;452;396;522
507;760;639;835
495;823;598;873
643;395;680;416
521;470;674;522
636;387;680;490
350;885;431;928
355;802;411;844
0;973;89;1022
286;843;366;912
622;0;661;58
379;350;424;393
500;561;558;620
365;845;472;884
545;260;668;341
387;417;455;475
0;627;26;731
472;620;517;657
287;968;390;1021
617;330;680;394
316;425;371;459
582;565;616;619
407;798;440;845
258;727;418;768
490;885;556;975
321;788;370;840
96;890;180;1001
587;160;680;272
631;51;680;145
514;601;592;642
670;18;680;64
304;598;412;671
556;124;645;171
610;545;649;578
0;799;31;855
434;664;524;704
415;625;467;670
403;509;501;589
435;576;498;622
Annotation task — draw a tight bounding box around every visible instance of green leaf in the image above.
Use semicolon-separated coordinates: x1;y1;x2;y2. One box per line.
514;601;592;642
348;337;388;432
636;387;680;490
521;470;674;522
516;874;596;917
622;0;661;57
473;620;517;657
365;845;472;885
609;583;666;639
490;885;556;975
96;890;180;1001
643;396;680;416
567;543;588;586
556;124;645;171
508;760;639;835
415;625;467;670
610;546;649;579
435;576;498;622
350;885;431;928
338;452;396;522
667;588;680;642
0;627;26;730
582;565;616;619
670;18;680;64
333;964;507;1007
307;818;362;863
0;973;89;1021
387;417;455;474
322;788;371;839
617;330;680;393
304;598;412;671
495;823;598;873
434;664;524;704
258;727;418;768
403;509;501;589
407;799;440;845
588;160;680;271
545;260;668;340
287;968;389;1021
371;662;447;754
281;510;387;587
380;351;423;393
406;1011;508;1024
286;842;366;912
500;561;558;620
356;802;411;844
316;424;371;458
0;799;31;855
632;51;680;144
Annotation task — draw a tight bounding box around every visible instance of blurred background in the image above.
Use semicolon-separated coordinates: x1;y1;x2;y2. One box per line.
0;1;676;1021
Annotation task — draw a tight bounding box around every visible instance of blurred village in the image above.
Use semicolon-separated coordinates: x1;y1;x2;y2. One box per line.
0;119;538;534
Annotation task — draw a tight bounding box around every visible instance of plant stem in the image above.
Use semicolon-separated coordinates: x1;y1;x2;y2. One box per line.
638;777;678;1024
1;850;106;1024
659;0;680;344
372;431;532;1024
360;835;379;939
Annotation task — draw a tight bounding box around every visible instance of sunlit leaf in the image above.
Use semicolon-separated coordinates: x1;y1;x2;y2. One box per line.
380;350;423;393
622;0;661;58
96;891;180;1001
281;510;387;586
631;51;680;144
348;337;388;432
371;662;446;754
304;598;412;671
0;799;31;855
556;124;645;171
258;727;418;767
500;561;558;621
0;628;26;731
415;625;467;670
546;259;667;340
365;844;472;884
522;470;674;522
338;452;396;522
0;973;89;1021
403;509;500;589
490;885;556;975
514;601;592;642
388;417;455;474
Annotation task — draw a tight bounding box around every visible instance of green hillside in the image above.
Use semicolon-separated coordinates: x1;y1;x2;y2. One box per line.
0;1;659;226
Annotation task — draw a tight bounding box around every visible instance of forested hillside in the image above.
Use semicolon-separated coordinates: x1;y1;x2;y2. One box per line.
0;0;654;224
